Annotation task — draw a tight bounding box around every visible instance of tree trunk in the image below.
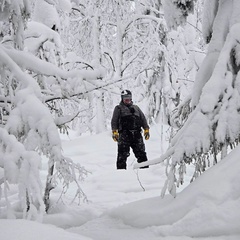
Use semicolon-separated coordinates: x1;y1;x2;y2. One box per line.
43;164;54;212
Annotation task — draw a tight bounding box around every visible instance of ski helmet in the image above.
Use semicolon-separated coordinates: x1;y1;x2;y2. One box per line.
121;90;132;100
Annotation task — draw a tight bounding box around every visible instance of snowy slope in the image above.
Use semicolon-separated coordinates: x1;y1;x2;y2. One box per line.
0;219;90;240
109;147;240;236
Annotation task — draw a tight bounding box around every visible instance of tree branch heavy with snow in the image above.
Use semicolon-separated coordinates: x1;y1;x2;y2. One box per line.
135;0;240;198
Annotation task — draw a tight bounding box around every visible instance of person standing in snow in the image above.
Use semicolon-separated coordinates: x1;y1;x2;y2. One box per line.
111;90;150;169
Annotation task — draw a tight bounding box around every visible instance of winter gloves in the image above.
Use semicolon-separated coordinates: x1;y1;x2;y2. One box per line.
144;129;150;140
112;130;119;142
112;129;150;141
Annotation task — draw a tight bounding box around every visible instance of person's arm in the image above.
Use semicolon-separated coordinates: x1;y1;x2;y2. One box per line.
111;106;120;131
111;106;120;142
137;106;150;140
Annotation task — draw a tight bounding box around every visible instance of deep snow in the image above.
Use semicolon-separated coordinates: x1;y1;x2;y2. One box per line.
1;125;240;240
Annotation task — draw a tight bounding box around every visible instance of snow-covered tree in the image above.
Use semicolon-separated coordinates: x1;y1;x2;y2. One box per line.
0;0;104;217
165;0;205;128
66;0;176;132
136;0;240;197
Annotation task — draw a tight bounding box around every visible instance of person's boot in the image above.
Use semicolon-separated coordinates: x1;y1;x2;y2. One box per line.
140;165;149;169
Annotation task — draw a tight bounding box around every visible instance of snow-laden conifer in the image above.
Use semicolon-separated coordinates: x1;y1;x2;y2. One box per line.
136;0;240;197
0;0;101;217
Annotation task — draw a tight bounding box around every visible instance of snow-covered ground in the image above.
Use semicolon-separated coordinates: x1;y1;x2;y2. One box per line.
1;125;240;240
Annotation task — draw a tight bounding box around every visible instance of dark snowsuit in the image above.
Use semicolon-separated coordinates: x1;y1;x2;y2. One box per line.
111;101;149;169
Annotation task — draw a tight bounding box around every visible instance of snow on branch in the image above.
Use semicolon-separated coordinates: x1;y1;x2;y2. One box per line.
0;128;44;219
202;0;219;43
162;0;195;29
4;46;106;81
0;0;31;49
0;40;90;215
135;22;240;197
123;13;164;33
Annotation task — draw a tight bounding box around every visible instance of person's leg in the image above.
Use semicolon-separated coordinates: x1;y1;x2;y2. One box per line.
131;131;148;168
117;132;130;169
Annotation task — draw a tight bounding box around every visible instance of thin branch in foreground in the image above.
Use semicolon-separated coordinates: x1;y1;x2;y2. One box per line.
44;75;132;103
134;169;145;191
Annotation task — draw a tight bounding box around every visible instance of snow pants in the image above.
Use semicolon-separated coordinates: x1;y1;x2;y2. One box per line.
117;130;148;169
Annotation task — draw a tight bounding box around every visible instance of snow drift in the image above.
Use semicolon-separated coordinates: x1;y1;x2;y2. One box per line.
109;145;240;237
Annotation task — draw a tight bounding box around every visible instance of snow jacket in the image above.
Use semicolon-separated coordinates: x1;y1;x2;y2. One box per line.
111;101;149;132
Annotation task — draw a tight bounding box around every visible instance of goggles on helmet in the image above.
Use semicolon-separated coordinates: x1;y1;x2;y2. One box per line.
122;95;132;100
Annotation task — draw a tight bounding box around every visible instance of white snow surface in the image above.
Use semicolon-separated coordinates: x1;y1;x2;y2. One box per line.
0;126;240;240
